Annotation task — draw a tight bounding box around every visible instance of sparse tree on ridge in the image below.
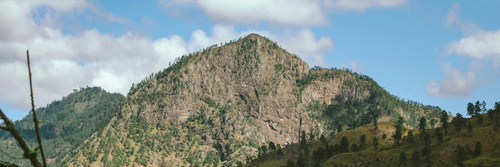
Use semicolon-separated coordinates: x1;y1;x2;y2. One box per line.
419;117;427;133
467;102;475;117
475;101;482;116
453;113;466;132
440;110;449;135
482;101;487;113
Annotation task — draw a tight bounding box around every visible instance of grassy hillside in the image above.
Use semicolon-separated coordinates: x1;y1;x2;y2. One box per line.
304;67;443;133
0;87;124;166
246;103;500;167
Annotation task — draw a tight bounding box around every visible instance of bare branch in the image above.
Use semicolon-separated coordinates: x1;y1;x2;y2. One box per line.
0;108;42;167
0;125;8;130
27;50;47;167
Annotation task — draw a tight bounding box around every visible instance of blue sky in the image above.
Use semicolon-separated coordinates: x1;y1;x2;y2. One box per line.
1;0;499;122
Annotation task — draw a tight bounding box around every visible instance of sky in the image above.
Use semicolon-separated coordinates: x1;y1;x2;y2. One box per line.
1;0;499;121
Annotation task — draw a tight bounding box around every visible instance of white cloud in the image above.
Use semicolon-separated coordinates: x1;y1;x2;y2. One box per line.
446;29;500;59
428;3;500;98
324;0;407;12
426;65;476;97
270;30;334;66
160;0;408;27
340;60;366;74
0;0;181;112
446;3;460;25
0;0;335;117
196;0;328;26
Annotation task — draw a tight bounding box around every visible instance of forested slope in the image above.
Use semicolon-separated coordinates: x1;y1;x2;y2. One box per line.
0;87;123;166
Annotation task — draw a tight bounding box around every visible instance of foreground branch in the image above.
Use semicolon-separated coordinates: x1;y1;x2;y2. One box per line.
27;50;47;167
0;108;41;167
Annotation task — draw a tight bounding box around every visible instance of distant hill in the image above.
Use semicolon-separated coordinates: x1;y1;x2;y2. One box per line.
52;33;445;167
246;108;500;167
0;87;123;166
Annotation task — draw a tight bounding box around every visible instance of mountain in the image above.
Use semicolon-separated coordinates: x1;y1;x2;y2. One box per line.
0;87;124;166
247;110;500;167
54;34;443;167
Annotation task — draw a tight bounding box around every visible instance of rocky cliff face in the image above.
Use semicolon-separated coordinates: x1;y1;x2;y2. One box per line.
61;34;441;167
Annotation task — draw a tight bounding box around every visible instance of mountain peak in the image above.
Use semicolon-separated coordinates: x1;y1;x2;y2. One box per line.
52;34;443;167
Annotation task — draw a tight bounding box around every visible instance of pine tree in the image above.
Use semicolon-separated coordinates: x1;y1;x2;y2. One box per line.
360;135;366;148
411;151;420;167
393;116;404;145
320;134;327;144
269;141;276;152
373;137;379;150
407;130;415;144
434;127;443;144
472;141;482;158
399;152;407;166
296;153;307;167
467;102;475;117
261;145;268;154
440;110;449;135
309;130;315;141
301;130;307;147
475;101;481;116
350;143;359;152
419;117;427;133
456;145;467;165
453;113;466;132
424;133;431;148
340;136;350;153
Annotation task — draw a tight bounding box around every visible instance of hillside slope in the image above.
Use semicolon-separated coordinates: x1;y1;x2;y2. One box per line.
247;110;500;167
59;34;445;167
0;87;124;166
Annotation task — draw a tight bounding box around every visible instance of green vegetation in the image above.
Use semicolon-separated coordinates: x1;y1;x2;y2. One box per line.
245;101;500;167
305;68;442;133
0;34;457;167
0;87;123;166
